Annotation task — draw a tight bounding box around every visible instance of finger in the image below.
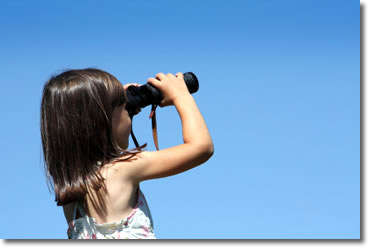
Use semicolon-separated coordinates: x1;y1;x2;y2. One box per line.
176;72;184;79
155;73;167;81
124;83;140;87
123;83;139;90
167;73;176;78
159;101;166;108
147;77;161;88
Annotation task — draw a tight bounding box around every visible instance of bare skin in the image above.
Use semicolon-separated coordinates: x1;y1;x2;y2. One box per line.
63;83;140;224
63;73;214;224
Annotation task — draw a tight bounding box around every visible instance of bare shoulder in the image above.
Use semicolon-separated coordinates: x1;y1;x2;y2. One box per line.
100;153;146;187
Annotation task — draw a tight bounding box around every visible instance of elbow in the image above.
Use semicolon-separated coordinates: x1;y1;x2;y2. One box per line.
200;142;214;160
189;139;214;164
188;142;214;168
207;143;214;157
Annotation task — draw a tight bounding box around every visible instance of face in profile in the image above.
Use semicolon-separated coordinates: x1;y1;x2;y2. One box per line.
112;102;131;150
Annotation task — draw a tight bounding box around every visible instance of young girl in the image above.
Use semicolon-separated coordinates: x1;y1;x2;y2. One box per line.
40;68;214;239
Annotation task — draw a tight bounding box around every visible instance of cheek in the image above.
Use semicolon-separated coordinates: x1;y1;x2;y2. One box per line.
122;112;131;133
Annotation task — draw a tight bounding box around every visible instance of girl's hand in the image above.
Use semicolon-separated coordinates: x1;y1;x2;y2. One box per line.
123;83;142;114
123;83;141;91
146;72;190;107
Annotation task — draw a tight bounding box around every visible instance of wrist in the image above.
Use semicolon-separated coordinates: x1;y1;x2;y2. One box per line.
172;93;192;105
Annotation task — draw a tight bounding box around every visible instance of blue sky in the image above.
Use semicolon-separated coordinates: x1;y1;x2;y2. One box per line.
0;0;359;239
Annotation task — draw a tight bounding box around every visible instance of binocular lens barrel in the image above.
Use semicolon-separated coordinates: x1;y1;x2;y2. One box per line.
126;72;199;117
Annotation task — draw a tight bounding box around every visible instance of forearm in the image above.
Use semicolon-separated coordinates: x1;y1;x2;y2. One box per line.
173;94;213;151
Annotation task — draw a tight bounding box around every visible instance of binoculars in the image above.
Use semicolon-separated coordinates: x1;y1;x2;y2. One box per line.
125;72;199;118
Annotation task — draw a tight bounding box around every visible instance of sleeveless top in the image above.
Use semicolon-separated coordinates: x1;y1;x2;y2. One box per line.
67;187;156;239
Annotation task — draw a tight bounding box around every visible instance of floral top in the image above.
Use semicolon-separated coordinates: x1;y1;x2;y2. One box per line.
67;187;155;239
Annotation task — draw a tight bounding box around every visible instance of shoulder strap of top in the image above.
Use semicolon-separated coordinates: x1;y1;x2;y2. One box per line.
72;202;78;220
72;201;87;220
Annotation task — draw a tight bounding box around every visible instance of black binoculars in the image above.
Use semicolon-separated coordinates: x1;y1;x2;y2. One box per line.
125;72;199;118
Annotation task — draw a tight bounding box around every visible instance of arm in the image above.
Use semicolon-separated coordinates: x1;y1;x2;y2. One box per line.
121;73;214;182
134;94;213;181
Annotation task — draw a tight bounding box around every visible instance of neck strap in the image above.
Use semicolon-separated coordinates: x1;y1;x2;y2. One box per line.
130;104;159;151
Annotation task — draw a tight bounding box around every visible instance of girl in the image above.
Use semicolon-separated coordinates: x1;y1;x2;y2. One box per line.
40;68;214;239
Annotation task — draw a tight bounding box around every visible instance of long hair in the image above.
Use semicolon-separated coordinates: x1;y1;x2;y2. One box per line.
40;68;146;206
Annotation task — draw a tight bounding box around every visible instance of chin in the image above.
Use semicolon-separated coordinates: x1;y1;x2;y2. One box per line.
121;141;129;150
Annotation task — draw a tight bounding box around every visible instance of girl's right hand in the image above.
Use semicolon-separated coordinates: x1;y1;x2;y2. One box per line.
146;72;191;107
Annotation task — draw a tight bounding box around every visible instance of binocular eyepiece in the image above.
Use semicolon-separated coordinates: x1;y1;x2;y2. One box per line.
125;72;199;118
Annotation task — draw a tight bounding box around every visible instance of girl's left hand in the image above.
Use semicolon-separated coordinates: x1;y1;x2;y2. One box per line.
123;83;142;115
123;83;141;90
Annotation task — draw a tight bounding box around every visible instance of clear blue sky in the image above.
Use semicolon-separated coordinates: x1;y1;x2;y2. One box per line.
0;0;359;239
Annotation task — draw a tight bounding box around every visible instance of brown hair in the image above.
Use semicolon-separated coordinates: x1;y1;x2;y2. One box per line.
40;68;146;206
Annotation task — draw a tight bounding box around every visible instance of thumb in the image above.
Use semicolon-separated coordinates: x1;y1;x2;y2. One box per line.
159;99;168;108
